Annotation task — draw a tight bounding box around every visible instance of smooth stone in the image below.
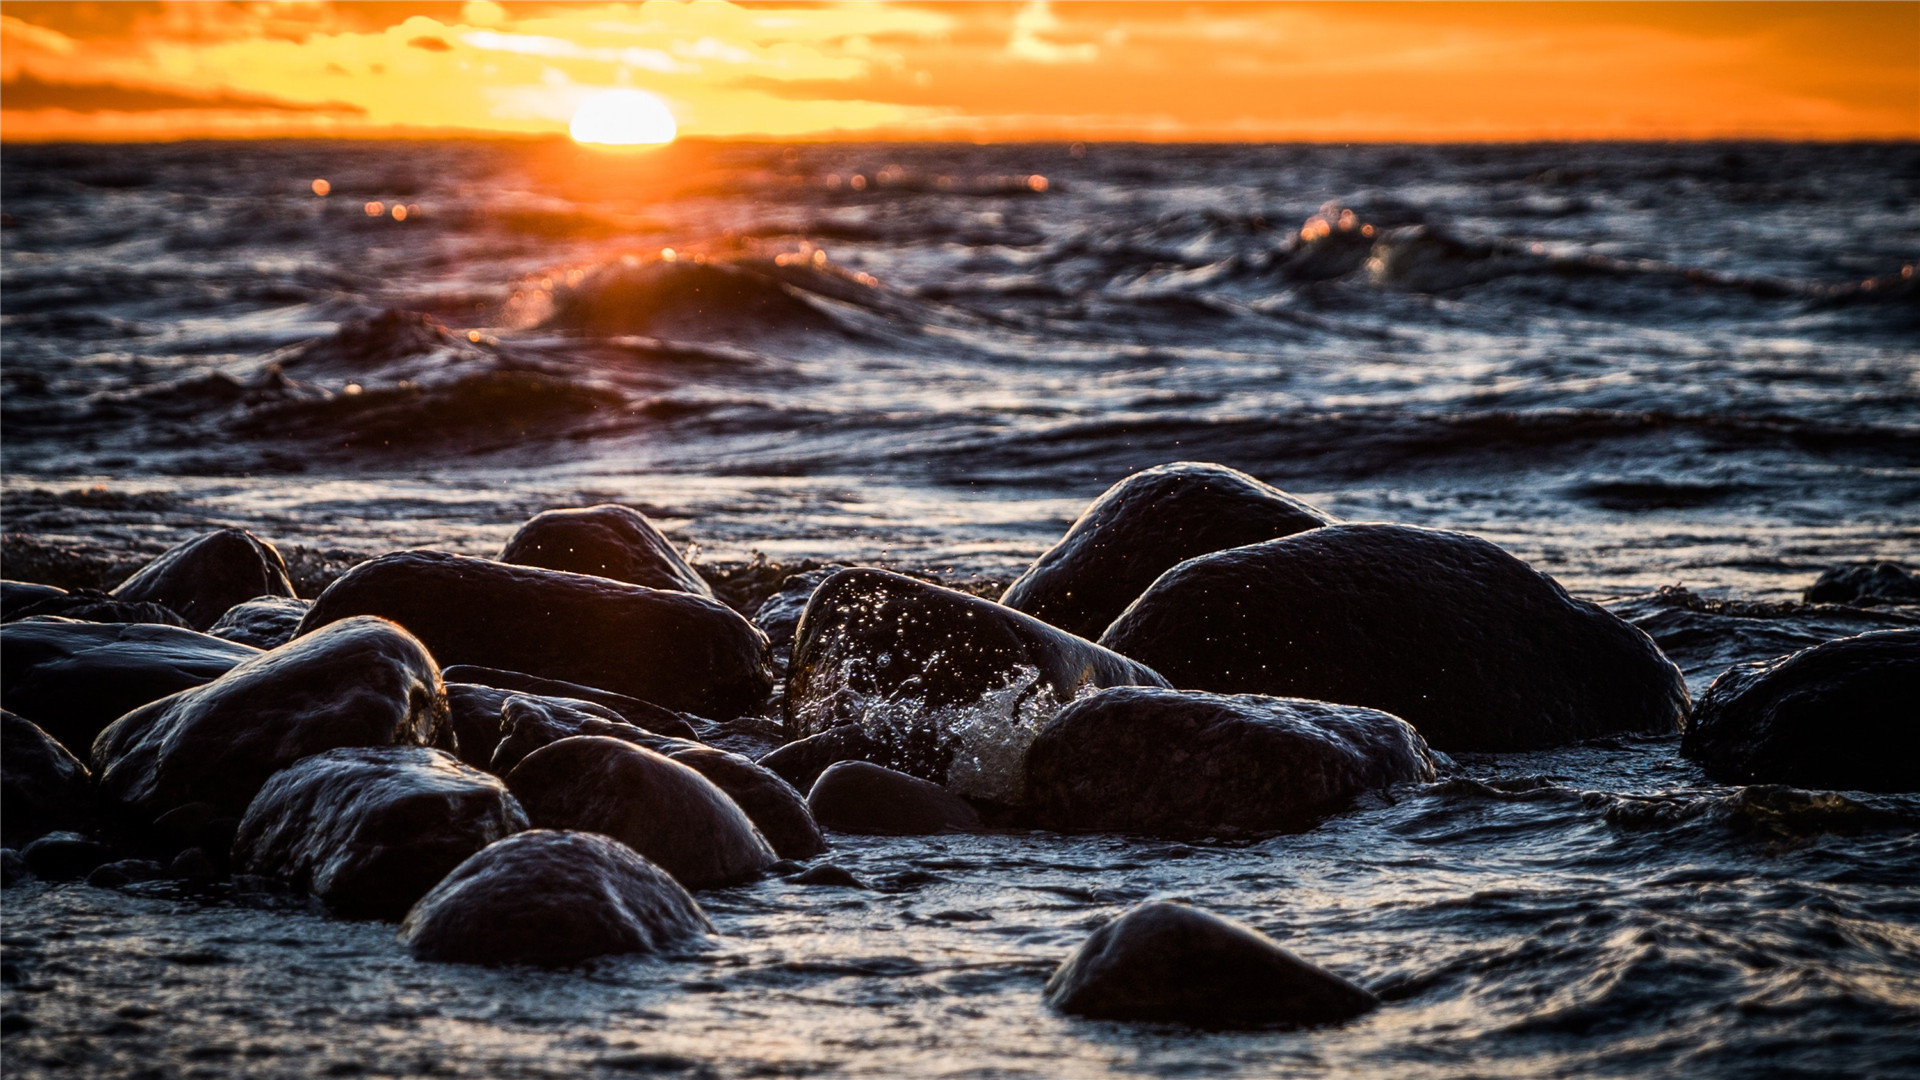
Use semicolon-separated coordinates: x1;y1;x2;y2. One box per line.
2;711;93;847
1;849;26;887
2;581;69;614
400;830;712;967
21;831;112;882
86;858;166;889
0;620;260;756
505;736;777;889
441;664;700;737
92;616;445;822
751;568;841;651
806;761;982;836
207;595;312;650
1045;901;1378;1028
2;587;189;627
1681;629;1920;791
1100;524;1688;752
168;847;218;880
488;694;661;775
233;746;527;919
443;683;518;768
1002;462;1335;640
1804;562;1920;607
792;863;867;889
785;569;1168;796
500;504;713;598
664;746;825;860
110;528;297;631
1024;688;1434;835
757;726;888;792
298;551;771;720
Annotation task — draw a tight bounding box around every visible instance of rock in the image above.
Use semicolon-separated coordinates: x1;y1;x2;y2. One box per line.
665;746;824;859
1023;688;1435;835
1;849;28;887
21;831;112;882
505;736;777;889
501;504;713;598
1002;463;1334;639
207;595;312;649
1045;901;1378;1028
233;746;527;919
167;847;218;880
441;664;700;737
298;551;771;719
2;586;189;627
1100;524;1687;751
443;683;517;768
0;620;260;756
757;726;888;792
1681;629;1920;791
786;569;1168;800
109;528;298;631
751;568;840;651
86;859;165;889
488;694;664;775
2;581;68;614
806;761;982;836
400;830;712;966
792;863;867;889
1804;562;1920;607
92;616;445;822
1;711;93;846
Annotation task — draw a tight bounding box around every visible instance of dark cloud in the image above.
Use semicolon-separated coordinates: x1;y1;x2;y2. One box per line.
1;72;367;114
408;35;452;51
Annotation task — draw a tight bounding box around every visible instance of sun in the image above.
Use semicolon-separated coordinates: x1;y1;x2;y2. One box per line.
569;89;678;147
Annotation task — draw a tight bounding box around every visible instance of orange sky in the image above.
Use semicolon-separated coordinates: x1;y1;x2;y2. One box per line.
2;1;1915;142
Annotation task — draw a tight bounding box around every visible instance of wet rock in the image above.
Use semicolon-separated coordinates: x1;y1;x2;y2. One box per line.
757;726;888;792
1024;688;1434;835
441;664;700;737
806;761;982;836
168;847;218;880
207;595;311;650
1002;463;1334;640
110;528;298;631
1;849;28;887
443;683;517;768
792;863;867;889
505;736;777;889
93;616;445;822
751;568;840;651
400;829;712;966
86;859;165;889
2;587;189;627
21;831;112;882
1045;901;1378;1028
2;711;93;846
501;504;713;598
1100;524;1687;751
785;569;1167;798
2;581;68;614
487;694;662;775
298;551;771;719
233;746;527;919
1682;629;1920;792
1804;562;1920;607
0;620;260;755
666;746;824;859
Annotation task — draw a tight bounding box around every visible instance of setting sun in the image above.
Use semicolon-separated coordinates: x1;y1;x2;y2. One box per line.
569;89;677;147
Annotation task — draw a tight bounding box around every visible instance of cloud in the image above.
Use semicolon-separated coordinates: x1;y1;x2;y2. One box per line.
0;70;365;114
407;35;452;52
1007;0;1097;64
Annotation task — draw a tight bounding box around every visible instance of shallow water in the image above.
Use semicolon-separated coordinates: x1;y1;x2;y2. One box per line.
3;140;1919;1078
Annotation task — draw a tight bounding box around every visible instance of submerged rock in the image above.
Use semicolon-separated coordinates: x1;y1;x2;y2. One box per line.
441;664;700;737
400;830;711;966
2;711;93;847
1682;629;1920;792
785;569;1167;800
20;831;113;883
501;504;713;597
1100;524;1687;751
757;726;888;792
1001;463;1334;640
505;736;777;889
93;616;445;822
233;746;527;919
1045;901;1378;1028
109;528;298;631
1023;688;1435;835
806;761;981;836
298;551;771;719
1803;562;1920;607
0;620;260;756
208;595;312;650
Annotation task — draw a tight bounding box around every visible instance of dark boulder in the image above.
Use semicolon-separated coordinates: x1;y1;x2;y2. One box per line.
1045;901;1378;1028
233;746;527;919
86;858;166;889
2;581;69;615
1024;688;1434;835
444;683;517;768
757;726;887;792
1100;524;1687;751
786;569;1167;800
505;736;777;889
806;760;981;836
1002;463;1334;639
1804;562;1920;607
500;504;713;598
2;586;189;627
751;568;840;651
0;620;260;755
109;528;297;631
442;664;700;737
488;693;664;775
92;616;445;822
208;595;311;650
400;829;711;966
298;551;771;719
0;848;26;887
20;831;113;883
1;711;93;846
667;746;824;859
1681;629;1920;791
